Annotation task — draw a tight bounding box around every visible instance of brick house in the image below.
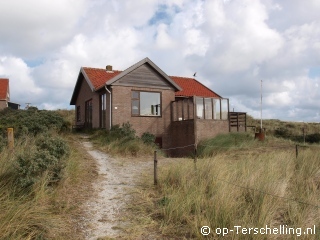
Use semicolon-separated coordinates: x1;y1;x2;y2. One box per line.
0;78;20;110
0;78;10;110
70;57;245;155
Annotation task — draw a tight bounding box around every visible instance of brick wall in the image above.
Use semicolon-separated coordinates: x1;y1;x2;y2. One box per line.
0;100;7;110
195;119;229;143
75;76;100;128
111;85;175;149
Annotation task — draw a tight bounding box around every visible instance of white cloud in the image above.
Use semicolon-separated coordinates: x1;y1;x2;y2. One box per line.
0;0;319;122
203;0;283;73
155;24;176;49
0;0;86;58
0;56;43;107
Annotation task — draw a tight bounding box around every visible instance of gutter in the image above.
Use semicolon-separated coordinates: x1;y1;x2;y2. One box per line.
105;85;112;130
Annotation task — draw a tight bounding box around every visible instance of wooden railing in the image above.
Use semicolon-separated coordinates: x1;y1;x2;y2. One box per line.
229;112;247;132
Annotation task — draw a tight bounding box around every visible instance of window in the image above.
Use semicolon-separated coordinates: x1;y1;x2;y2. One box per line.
100;94;106;128
204;98;213;119
221;99;229;120
196;97;204;119
195;97;229;120
77;106;81;122
214;99;220;119
131;91;161;116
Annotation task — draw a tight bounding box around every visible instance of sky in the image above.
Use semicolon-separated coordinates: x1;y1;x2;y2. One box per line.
0;0;319;122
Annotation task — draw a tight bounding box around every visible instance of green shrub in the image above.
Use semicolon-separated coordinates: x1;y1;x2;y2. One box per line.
306;133;320;143
16;135;69;189
0;134;5;152
121;122;136;138
36;135;69;159
141;132;156;145
274;128;290;138
102;122;136;143
0;108;69;137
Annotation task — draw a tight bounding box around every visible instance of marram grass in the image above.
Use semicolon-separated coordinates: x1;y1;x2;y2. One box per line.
148;147;320;239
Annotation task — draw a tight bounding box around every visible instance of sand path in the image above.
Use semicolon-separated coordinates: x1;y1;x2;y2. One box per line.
80;136;153;239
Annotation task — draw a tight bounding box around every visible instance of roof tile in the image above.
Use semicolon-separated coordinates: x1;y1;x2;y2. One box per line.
170;76;221;98
82;68;221;98
83;67;122;90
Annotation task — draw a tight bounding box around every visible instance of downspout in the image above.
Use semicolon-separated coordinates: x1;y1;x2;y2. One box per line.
105;85;112;130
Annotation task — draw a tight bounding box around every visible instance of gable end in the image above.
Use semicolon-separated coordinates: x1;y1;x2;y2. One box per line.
105;57;182;91
113;63;173;89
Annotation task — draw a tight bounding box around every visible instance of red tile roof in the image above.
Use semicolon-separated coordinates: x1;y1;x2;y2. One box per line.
0;78;9;100
170;76;221;98
82;67;122;90
81;68;221;98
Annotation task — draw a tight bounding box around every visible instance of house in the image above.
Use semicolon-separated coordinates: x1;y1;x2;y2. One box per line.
0;78;10;110
0;78;20;110
70;57;246;156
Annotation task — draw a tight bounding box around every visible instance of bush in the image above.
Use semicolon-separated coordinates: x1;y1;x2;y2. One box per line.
104;122;136;143
141;132;156;145
274;128;290;138
306;133;320;143
16;135;69;189
112;122;136;140
0;108;69;138
36;135;69;159
91;124;157;156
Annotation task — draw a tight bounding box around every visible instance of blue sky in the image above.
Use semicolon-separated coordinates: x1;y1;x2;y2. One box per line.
0;0;319;122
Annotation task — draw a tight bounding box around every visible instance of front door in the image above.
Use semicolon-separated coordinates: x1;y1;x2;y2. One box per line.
85;99;93;128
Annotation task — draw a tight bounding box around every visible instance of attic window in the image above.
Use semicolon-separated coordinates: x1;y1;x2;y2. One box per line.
131;91;161;116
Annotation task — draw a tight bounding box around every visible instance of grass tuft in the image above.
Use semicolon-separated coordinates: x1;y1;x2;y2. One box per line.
133;134;320;239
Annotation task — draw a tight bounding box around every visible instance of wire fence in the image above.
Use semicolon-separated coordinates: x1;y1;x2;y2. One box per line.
152;142;320;209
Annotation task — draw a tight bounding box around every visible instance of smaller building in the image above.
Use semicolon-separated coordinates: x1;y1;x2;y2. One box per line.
0;78;20;110
0;78;10;110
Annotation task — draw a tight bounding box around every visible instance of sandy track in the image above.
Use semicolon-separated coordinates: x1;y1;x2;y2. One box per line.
80;137;153;239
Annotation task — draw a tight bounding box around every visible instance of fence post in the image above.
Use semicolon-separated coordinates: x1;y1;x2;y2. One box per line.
154;150;158;185
7;128;14;150
296;145;298;159
194;145;197;170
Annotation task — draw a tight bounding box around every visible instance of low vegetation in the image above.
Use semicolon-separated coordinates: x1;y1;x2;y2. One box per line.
247;115;320;143
90;122;158;156
132;133;320;239
1;107;319;239
0;108;93;239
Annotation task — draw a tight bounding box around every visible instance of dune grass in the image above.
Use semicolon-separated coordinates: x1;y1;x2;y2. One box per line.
0;133;95;239
132;134;320;239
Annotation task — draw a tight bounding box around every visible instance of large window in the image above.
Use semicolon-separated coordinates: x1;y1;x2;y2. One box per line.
204;98;213;119
221;99;229;120
132;91;161;116
214;99;220;119
195;97;229;120
196;97;204;119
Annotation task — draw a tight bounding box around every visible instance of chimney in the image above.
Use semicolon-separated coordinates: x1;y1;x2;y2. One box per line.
106;65;113;71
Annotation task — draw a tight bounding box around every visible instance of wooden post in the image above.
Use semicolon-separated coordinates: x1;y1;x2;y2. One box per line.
237;112;239;132
154;150;158;185
194;145;197;170
296;145;298;159
7;128;14;150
